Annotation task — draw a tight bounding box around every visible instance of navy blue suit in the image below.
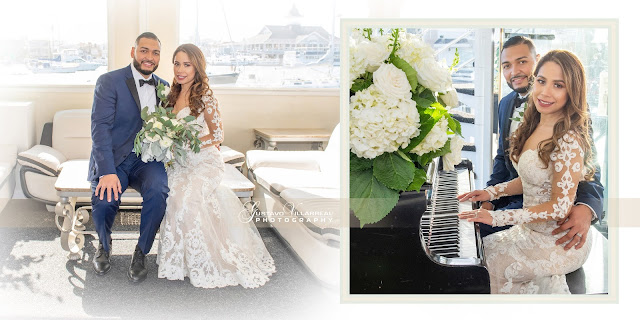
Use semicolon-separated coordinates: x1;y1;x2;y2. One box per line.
88;65;170;254
480;91;605;237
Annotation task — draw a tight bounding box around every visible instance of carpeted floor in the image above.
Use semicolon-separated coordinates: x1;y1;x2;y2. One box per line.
0;199;339;319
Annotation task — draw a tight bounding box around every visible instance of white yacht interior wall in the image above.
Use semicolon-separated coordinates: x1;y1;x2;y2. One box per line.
0;88;338;157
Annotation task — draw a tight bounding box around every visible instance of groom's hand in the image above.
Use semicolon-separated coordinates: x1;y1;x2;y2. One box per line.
552;204;592;250
95;174;122;202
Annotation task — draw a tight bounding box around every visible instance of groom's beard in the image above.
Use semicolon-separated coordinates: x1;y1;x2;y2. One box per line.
133;58;158;76
507;74;534;94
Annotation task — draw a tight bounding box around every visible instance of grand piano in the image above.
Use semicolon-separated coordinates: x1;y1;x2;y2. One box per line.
350;158;491;294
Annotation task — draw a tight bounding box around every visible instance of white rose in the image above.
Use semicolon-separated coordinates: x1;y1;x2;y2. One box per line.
440;89;459;108
159;136;173;149
161;86;170;97
443;135;464;171
146;132;161;142
373;63;412;100
415;58;453;93
360;42;388;72
152;121;163;130
170;119;180;127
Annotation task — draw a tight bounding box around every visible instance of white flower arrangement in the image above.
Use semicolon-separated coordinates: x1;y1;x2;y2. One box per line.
134;83;202;168
349;28;464;227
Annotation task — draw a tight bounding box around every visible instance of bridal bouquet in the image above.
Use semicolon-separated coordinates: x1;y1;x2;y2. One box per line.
349;28;465;227
134;83;202;168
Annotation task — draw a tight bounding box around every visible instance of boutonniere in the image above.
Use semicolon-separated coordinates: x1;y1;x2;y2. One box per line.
156;83;170;104
509;102;527;123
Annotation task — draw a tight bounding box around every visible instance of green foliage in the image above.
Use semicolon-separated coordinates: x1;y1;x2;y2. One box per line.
350;169;401;228
349;28;462;227
389;56;418;92
372;152;415;191
350;152;373;172
418;139;452;167
133;83;203;168
449;48;460;72
351;72;373;93
406;167;427;192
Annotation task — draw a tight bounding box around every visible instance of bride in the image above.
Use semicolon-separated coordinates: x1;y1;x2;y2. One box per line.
156;44;275;288
458;50;595;294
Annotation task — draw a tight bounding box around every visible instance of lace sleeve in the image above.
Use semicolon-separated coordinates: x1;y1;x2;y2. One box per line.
200;95;224;146
485;178;522;201
489;132;585;227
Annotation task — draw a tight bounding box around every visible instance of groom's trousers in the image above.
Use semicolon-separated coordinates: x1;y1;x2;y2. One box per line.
91;152;169;254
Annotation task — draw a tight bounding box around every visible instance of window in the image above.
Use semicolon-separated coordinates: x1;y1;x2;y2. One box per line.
0;0;108;86
179;0;346;88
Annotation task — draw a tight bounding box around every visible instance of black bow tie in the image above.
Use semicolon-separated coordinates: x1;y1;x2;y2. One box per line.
514;95;527;107
139;78;156;87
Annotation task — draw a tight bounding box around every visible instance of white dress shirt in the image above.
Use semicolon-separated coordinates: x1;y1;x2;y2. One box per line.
130;64;157;113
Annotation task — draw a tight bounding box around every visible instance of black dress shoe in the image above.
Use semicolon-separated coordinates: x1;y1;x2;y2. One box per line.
128;245;147;283
93;241;111;275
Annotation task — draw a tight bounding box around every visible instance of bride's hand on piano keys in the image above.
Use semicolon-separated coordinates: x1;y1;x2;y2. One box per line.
457;190;491;203
458;208;493;225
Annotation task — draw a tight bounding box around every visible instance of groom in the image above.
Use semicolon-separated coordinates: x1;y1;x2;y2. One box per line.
88;32;170;283
482;35;604;248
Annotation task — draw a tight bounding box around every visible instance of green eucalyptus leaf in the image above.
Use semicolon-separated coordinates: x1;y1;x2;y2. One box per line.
141;107;150;121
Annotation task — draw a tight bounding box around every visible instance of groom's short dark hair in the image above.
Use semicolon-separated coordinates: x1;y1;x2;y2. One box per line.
135;32;161;48
502;35;536;57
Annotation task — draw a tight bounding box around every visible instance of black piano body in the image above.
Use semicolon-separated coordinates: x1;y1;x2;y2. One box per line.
349;161;490;294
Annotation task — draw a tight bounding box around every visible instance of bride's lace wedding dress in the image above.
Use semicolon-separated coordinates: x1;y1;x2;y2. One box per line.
157;95;275;288
483;132;592;294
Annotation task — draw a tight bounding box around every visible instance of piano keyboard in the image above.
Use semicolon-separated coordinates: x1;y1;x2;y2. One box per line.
420;159;484;266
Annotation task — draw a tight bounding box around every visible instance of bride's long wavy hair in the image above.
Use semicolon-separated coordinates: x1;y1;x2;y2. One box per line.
167;43;213;116
509;50;595;180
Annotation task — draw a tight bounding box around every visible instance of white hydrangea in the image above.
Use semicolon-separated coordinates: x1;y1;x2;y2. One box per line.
396;33;436;66
443;135;464;171
410;117;449;156
350;84;420;159
372;63;412;100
